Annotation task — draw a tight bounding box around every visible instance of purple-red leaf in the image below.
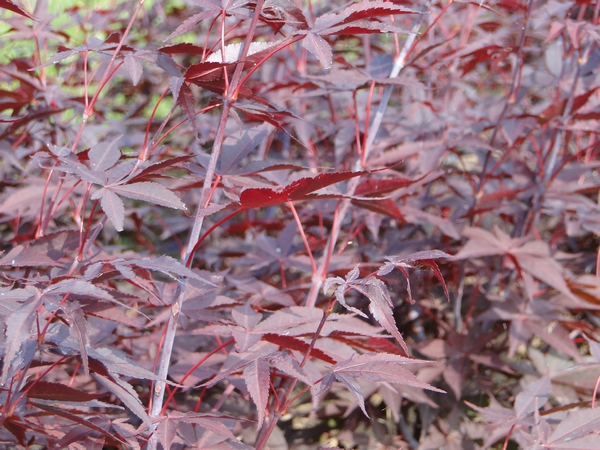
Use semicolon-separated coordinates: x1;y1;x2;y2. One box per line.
514;372;551;418
243;359;270;430
123;54;143;86
302;33;333;68
60;303;90;376
328;352;444;417
268;351;313;386
547;408;600;446
350;275;409;354
110;181;187;210
94;374;152;429
119;255;217;285
170;411;236;440
239;170;367;209
159;43;205;55
354;176;419;196
95;187;125;231
0;230;79;267
2;292;42;385
89;135;121;172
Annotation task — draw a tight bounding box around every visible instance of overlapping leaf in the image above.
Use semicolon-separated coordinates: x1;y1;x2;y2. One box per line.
296;0;417;68
318;353;443;417
325;266;409;354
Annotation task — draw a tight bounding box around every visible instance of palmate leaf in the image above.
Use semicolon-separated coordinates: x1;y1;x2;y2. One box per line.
456;226;576;301
297;0;417;68
157;411;236;449
33;33;133;70
326;20;408;36
466;373;552;448
323;352;444;417
261;0;308;30
351;276;410;354
89;347;169;382
546;408;600;446
185;39;291;96
354;176;422;197
513;371;551;419
92;182;186;231
379;250;454;303
46;278;117;302
164;0;250;41
129;155;193;183
267;351;313;386
253;305;324;335
324;267;368;318
317;0;415;29
0;230;79;267
325;266;409;354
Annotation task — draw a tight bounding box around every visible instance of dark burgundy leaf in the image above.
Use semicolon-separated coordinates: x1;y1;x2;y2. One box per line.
159;43;205;55
23;381;105;402
263;333;337;364
0;0;35;19
178;83;199;136
417;260;451;301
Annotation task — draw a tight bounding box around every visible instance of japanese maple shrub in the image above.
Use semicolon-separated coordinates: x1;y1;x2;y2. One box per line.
1;0;600;449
